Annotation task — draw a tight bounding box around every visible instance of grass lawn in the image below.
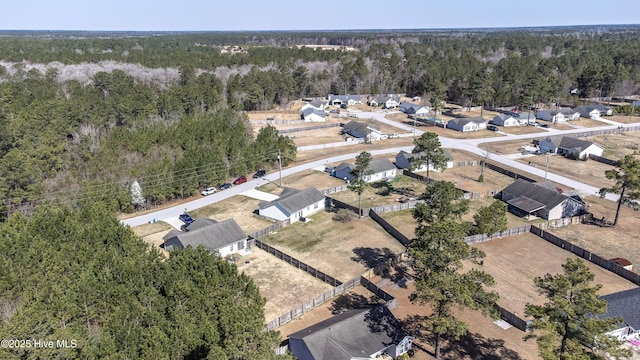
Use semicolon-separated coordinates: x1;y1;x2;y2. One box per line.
328;174;429;209
188;195;275;234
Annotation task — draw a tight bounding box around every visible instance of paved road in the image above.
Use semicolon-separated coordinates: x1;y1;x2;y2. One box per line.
122;112;634;227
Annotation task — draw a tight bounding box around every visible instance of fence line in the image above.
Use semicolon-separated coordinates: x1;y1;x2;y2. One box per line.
249;119;307;125
452;160;482;168
297;138;364;151
248;219;291;239
482;162;537;183
278;122;342;134
369;210;411;246
321;184;349;195
403;170;498;199
530;226;640;285
464;225;532;244
496;305;528;331
588;154;618;166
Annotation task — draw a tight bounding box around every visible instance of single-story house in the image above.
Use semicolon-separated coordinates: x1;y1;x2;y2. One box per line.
599;287;640;341
399;102;430;116
328;94;362;106
162;218;250;257
492;114;520;127
574;105;601;119
500;179;585;220
446;116;488;132
302;107;327;122
559;107;581;120
342;120;384;141
538;136;604;158
589;103;613;116
300;100;327;114
536;110;566;123
395;149;454;172
258;187;325;223
334;158;397;183
369;96;400;109
288;305;413;360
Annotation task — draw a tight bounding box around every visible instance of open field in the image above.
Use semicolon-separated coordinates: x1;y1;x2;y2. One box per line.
256;169;346;195
516;152;616;189
260;210;406;281
288;126;346;146
497;125;548;135
569;117;613;127
607;115;640;124
590;131;640;159
549;195;640;270
235;247;334;322
328;173;429;209
426;162;524;194
188;195;275;234
470;233;638;316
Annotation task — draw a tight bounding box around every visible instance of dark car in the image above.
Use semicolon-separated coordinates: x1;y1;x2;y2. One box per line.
218;183;232;191
540;124;550;128
253;170;266;178
179;213;194;225
487;125;499;131
233;176;247;185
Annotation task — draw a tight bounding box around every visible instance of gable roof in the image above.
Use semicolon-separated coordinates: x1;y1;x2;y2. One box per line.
449;116;486;127
599;287;640;330
259;187;324;215
303;107;326;119
368;158;397;173
343;120;380;134
502;179;568;209
164;219;247;251
558;137;600;153
288;306;406;360
494;114;516;122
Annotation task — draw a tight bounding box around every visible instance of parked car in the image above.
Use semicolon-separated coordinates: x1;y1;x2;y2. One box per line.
179;213;194;225
253;170;266;178
540;123;550;128
233;176;247;185
201;187;217;196
218;183;232;191
487;125;499;131
388;133;399;139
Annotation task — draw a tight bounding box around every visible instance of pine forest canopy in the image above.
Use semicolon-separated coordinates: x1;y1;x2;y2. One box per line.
1;26;640;218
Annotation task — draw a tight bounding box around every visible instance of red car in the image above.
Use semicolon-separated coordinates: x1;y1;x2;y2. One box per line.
233;176;247;185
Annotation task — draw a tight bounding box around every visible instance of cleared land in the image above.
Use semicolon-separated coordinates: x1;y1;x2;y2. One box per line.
260;210;406;281
188;195;275;234
470;233;638;316
516;152;616;189
590;131;640;159
132;222;172;257
607;115;640;124
327;173;429;209
235;247;334;322
256;169;346;195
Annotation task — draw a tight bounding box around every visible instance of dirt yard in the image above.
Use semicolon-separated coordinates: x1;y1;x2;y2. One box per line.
590;131;640;159
608;115;640;124
327;173;429;209
498;125;548;135
548;195;640;270
235;247;334;322
427;163;522;194
259;210;406;281
256;169;346;195
188;195;275;234
470;233;638;316
516;153;616;189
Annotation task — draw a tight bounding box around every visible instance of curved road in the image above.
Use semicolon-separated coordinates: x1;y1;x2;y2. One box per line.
122;111;635;227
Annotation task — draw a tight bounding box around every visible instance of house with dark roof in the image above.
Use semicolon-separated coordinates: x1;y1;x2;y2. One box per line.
288;306;413;360
446;116;488;132
492;114;520;127
162;218;249;257
500;179;585;220
342;120;384;141
599;287;640;341
369;96;400;109
328;94;363;106
574;105;601;119
538;136;604;158
395;149;454;172
300;100;327;114
589;103;613;116
399;102;430;116
334;158;397;183
258;187;325;223
302;107;327;122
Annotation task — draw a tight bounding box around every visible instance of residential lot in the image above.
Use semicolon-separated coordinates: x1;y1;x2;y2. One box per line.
327;173;429;209
608;115;640;124
469;233;638;316
256;169;346;195
188;195;275;234
516;152;616;189
235;247;334;322
132;221;172;257
259;210;406;281
590;131;640;159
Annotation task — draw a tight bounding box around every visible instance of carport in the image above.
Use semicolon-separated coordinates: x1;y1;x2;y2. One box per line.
507;196;545;220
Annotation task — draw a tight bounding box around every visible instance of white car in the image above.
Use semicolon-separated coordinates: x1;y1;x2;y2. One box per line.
201;187;217;196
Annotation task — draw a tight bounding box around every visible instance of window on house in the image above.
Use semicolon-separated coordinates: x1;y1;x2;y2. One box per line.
237;241;244;250
314;202;319;209
229;244;234;251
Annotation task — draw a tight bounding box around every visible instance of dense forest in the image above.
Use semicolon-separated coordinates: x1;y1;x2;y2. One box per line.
0;202;285;359
1;27;640;217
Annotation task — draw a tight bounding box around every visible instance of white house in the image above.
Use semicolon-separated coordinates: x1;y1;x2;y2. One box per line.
399;102;430;116
446;116;487;132
559;107;581;120
492;114;520;127
299;100;326;114
334;158;397;183
302;108;327;122
342;120;384;141
589;103;613;116
538;136;604;158
369;96;400;109
328;94;362;106
500;179;585;220
536;110;566;123
288;306;413;360
258;187;325;223
574;105;601;119
162;218;250;257
599;288;640;341
395;150;454;172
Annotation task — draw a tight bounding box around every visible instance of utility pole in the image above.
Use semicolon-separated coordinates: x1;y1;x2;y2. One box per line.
278;149;283;187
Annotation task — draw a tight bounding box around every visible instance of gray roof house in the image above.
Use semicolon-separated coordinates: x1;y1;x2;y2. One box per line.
574;105;601;119
538;136;604;158
399;102;430;116
328;94;362;106
599;287;640;341
446;116;488;132
588;103;613;116
302;107;327;122
258;187;325;223
500;179;584;220
288;306;413;360
162;218;250;257
369;96;400;109
492;114;520;127
395;149;454;172
334;158;397;183
342;120;384;141
300;100;327;114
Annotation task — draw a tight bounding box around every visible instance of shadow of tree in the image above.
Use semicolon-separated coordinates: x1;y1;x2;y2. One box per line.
351;247;396;269
371;181;393;196
329;293;381;314
399;315;524;359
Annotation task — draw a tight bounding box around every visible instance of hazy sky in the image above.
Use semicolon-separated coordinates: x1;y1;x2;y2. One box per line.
2;0;639;31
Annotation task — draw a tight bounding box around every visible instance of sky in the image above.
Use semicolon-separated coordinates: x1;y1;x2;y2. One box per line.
2;0;639;32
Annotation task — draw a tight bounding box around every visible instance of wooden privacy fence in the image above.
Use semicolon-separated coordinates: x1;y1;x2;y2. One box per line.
530;226;640;285
452;160;482;168
249;119;306;125
588;154;618;166
254;239;342;287
483;162;537;183
464;225;532;244
248;219;290;239
278;122;342;134
321;184;349;195
369;209;411;246
297;138;364;151
496;305;528;331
